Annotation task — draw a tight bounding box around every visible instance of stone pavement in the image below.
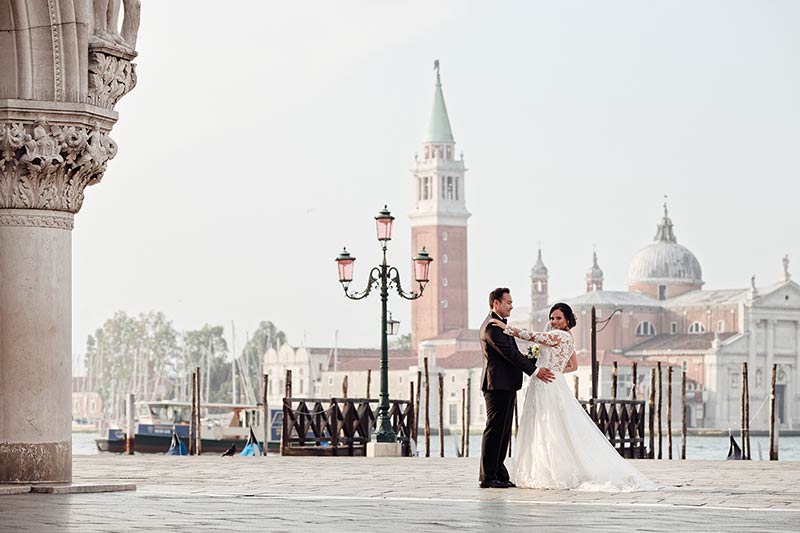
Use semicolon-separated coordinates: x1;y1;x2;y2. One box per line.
1;456;799;531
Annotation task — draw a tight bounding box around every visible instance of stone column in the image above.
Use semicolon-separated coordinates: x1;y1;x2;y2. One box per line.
0;33;138;481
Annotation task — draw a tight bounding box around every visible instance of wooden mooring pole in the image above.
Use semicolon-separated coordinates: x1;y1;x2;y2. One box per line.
410;381;416;442
769;363;778;461
195;366;202;455
342;375;348;399
508;396;518;458
424;357;430;458
125;393;135;455
573;375;579;399
657;361;663;459
740;362;747;460
648;368;655;459
611;362;618;400
744;362;751;460
280;369;291;456
189;371;196;455
681;367;686;460
366;369;371;401
415;369;422;442
631;362;638;400
465;376;471;458
438;373;444;458
666;365;672;460
460;387;466;457
268;374;272;457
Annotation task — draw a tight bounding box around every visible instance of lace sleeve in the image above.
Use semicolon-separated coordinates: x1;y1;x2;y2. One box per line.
506;329;566;346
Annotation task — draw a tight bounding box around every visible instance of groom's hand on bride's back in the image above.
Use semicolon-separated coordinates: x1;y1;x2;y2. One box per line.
536;368;556;383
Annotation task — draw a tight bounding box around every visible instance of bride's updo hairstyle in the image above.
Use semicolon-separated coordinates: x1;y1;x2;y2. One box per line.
549;302;577;329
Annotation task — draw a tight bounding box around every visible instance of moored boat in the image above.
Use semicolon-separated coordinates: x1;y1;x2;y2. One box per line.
95;400;281;454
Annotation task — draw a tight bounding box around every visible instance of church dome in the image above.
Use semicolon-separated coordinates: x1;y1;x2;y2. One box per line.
628;205;703;286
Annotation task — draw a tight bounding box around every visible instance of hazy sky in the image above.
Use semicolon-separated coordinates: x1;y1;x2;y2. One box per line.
72;0;800;362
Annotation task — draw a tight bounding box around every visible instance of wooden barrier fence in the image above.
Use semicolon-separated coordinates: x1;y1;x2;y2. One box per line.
281;397;414;457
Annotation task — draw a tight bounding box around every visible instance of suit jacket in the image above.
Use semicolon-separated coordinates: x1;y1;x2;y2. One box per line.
480;312;537;391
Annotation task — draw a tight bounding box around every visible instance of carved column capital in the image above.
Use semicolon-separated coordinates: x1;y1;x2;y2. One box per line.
0;118;117;214
88;43;138;110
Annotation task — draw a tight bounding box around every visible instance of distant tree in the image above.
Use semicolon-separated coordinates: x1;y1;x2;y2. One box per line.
389;333;411;350
182;324;230;404
84;311;180;423
82;313;287;424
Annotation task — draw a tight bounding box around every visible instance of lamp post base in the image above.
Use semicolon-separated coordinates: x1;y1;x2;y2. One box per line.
366;442;402;457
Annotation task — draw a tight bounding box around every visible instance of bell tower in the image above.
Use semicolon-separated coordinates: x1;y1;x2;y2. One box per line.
410;62;470;349
530;247;549;317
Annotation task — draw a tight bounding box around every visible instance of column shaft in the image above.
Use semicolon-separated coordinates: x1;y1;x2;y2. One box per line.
0;209;73;483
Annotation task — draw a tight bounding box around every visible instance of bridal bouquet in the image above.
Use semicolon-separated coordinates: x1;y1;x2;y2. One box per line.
526;344;540;361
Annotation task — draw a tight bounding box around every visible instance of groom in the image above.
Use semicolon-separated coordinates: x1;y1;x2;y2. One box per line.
479;287;555;488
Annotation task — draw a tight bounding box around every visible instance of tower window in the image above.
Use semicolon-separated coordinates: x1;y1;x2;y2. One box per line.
442;254;448;263
688;322;706;334
670;322;678;334
442;231;448;241
422;177;431;200
446;176;454;200
635;321;656;337
717;320;725;333
455;177;459;200
442;278;448;287
441;299;448;308
658;285;667;300
535;280;543;292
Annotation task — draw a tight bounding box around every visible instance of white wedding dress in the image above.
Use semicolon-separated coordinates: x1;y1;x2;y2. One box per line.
510;328;656;492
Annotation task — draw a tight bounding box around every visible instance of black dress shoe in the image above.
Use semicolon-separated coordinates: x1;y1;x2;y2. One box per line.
479;480;510;489
504;481;516;488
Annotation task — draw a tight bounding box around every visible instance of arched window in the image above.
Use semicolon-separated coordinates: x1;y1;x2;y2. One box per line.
442;254;448;263
688;321;706;334
442;277;448;287
635;321;656;336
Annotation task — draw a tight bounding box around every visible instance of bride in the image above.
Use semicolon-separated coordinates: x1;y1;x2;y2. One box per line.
491;302;655;492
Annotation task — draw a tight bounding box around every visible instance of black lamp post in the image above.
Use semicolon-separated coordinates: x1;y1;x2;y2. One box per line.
335;206;432;443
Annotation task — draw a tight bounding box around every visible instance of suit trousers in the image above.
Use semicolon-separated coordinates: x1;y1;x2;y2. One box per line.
479;389;516;483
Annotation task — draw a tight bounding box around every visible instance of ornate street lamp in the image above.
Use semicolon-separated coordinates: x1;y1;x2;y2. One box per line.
386;312;400;336
335;206;432;445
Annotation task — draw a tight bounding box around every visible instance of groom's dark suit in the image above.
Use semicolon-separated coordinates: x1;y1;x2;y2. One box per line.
479;312;537;484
